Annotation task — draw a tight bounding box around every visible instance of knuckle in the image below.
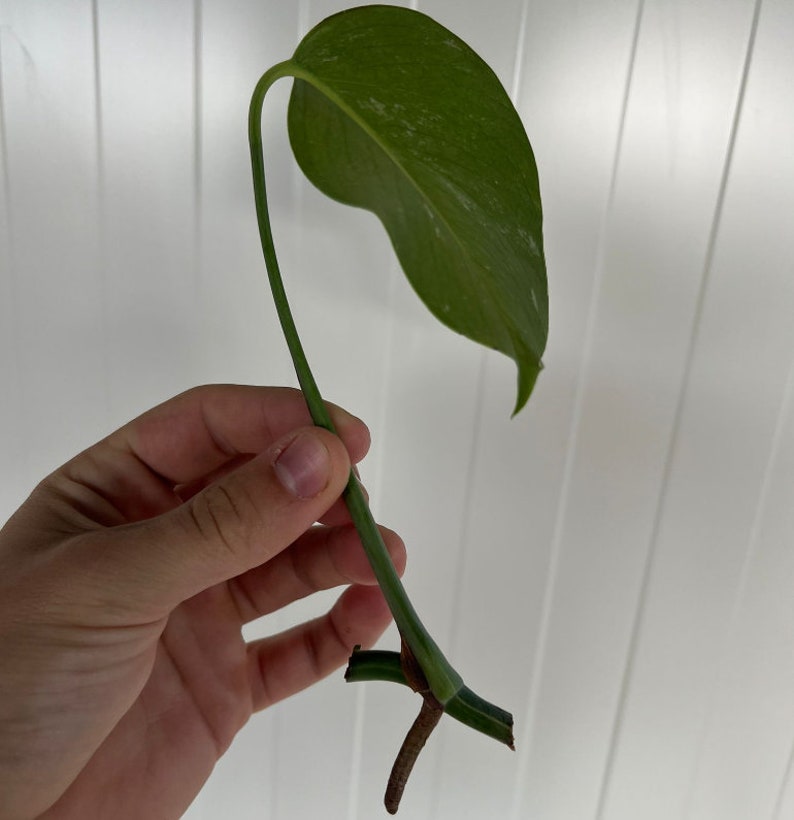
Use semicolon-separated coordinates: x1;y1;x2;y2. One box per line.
187;482;250;560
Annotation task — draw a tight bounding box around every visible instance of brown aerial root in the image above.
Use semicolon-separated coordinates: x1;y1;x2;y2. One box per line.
384;639;445;815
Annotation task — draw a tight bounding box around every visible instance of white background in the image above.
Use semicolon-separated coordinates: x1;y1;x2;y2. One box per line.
1;1;793;818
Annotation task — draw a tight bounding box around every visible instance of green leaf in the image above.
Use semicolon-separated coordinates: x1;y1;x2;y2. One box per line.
285;4;547;414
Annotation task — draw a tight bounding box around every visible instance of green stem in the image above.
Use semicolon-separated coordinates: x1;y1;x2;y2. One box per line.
248;63;512;747
249;62;461;704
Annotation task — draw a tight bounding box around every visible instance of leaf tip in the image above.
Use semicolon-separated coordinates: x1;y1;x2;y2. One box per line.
511;359;543;417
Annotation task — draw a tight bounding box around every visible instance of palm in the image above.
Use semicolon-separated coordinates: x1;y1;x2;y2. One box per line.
43;585;252;819
39;530;401;819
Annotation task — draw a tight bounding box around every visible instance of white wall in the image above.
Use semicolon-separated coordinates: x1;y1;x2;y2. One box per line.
2;1;793;818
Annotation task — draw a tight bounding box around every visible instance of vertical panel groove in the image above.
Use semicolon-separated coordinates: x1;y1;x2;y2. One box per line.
0;24;16;268
426;349;487;820
509;3;646;817
92;0;115;426
91;0;104;199
90;0;112;422
592;2;765;816
773;733;794;819
193;0;203;269
0;21;24;460
0;27;11;229
510;0;531;102
346;682;367;820
297;0;310;37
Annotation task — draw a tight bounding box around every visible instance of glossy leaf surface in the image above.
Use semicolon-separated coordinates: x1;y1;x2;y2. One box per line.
286;4;547;412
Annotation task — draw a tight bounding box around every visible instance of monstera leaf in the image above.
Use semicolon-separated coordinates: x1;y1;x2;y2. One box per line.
286;5;547;414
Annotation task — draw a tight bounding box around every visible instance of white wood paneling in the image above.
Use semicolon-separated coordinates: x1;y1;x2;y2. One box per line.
94;0;200;419
1;1;793;818
0;0;106;507
600;2;794;817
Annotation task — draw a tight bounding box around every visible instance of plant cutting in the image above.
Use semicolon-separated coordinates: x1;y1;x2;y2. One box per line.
247;4;547;813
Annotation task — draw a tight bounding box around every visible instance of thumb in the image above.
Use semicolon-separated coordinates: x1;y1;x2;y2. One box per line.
100;426;353;612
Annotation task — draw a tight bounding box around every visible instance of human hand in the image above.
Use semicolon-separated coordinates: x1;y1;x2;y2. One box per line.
0;385;405;819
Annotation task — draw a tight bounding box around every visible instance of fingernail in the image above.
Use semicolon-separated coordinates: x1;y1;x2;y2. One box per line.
273;432;331;498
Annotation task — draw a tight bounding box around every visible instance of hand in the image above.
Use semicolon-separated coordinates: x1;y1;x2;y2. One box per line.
0;385;405;819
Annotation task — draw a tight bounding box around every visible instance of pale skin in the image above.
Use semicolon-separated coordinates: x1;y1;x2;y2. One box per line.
0;385;406;819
